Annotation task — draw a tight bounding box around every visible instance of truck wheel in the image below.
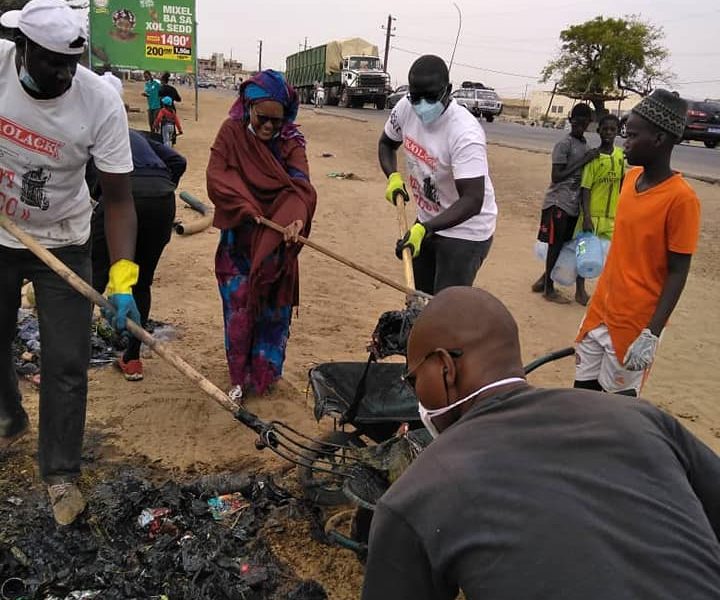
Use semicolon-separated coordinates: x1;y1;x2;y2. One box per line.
339;88;350;108
375;97;386;110
704;140;718;149
485;114;495;123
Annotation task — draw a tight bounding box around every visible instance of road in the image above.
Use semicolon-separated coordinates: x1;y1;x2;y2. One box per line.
317;106;720;182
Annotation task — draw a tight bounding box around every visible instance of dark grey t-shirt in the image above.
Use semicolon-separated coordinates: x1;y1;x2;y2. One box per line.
362;387;720;600
541;134;588;216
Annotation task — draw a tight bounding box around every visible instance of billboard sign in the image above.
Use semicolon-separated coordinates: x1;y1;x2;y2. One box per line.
89;0;196;73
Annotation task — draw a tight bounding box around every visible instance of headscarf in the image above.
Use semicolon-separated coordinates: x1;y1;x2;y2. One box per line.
229;70;303;145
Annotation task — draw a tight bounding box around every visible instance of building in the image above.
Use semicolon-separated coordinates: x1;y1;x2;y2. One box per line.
528;90;642;123
197;52;248;84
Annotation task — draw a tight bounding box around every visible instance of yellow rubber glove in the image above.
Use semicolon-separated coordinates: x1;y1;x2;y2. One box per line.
107;259;139;294
385;171;409;205
105;259;141;333
395;223;427;259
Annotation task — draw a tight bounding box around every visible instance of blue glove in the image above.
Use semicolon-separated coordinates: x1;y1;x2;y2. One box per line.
105;293;141;333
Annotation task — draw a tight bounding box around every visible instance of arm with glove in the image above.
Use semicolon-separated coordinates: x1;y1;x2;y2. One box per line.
624;252;692;371
98;170;141;332
392;176;486;260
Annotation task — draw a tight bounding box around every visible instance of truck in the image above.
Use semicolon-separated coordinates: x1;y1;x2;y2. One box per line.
286;38;391;110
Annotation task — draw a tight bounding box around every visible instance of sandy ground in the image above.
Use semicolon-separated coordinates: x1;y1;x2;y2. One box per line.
11;83;720;598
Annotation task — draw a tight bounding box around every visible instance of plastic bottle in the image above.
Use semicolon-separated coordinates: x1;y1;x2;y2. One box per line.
575;232;604;279
550;240;577;286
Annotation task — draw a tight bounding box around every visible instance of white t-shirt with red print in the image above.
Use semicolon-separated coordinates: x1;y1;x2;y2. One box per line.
384;96;497;242
0;39;132;249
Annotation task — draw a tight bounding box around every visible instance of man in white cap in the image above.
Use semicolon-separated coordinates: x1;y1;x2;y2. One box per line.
0;0;140;525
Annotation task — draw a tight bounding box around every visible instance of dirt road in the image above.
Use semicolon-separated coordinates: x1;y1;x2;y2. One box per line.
11;85;720;598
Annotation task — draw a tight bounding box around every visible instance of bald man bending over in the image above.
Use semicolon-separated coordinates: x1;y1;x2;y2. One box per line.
362;287;720;600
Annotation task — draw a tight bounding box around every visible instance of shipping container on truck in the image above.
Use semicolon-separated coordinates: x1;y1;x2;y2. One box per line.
286;37;391;110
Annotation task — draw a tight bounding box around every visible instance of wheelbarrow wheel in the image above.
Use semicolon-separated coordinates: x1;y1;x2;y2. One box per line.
297;430;367;506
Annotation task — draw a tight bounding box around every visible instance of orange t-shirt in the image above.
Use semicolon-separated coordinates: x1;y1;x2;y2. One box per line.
576;167;701;361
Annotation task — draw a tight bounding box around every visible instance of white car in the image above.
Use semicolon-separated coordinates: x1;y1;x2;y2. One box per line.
451;87;503;122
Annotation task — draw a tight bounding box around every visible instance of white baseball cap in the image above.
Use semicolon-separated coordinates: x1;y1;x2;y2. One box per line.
0;0;87;56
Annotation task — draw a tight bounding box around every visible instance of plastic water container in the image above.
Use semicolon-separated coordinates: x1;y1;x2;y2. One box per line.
550;240;577;286
575;232;604;279
534;240;548;262
600;238;611;263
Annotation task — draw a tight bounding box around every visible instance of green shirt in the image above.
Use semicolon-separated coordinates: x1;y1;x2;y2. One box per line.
578;146;625;239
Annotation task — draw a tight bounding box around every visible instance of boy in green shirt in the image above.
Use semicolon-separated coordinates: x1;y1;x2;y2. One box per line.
575;114;625;305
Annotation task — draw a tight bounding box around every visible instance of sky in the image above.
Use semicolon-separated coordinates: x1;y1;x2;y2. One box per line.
195;0;719;101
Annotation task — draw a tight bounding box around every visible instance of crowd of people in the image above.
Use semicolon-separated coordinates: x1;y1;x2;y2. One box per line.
0;1;717;598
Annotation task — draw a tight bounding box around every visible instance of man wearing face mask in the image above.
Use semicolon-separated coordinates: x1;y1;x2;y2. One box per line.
362;286;720;600
378;55;497;294
0;0;138;526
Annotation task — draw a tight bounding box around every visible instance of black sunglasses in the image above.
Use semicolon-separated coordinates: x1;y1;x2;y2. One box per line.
253;110;284;128
401;348;463;390
407;87;448;105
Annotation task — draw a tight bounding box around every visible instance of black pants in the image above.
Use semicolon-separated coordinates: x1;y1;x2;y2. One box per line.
92;193;176;360
413;234;493;295
0;242;92;484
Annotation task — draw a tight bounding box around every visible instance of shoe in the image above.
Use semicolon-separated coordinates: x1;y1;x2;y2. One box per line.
47;482;86;526
0;414;29;451
116;357;144;381
228;385;243;404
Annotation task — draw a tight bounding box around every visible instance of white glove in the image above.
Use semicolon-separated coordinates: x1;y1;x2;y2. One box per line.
623;328;659;371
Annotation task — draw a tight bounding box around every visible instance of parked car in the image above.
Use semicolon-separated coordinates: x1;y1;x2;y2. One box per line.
386;85;409;109
451;86;503;122
619;99;720;148
684;100;720;148
197;79;217;89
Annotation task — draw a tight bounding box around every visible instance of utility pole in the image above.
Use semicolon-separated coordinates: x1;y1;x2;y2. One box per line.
257;40;263;72
381;15;396;73
304;36;308;51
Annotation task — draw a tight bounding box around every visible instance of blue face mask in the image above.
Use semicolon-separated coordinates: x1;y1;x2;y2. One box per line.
19;46;42;93
412;98;445;125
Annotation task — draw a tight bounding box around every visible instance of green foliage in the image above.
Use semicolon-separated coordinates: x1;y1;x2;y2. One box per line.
542;15;671;111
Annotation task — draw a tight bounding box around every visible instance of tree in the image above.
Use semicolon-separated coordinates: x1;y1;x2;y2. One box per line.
541;16;672;115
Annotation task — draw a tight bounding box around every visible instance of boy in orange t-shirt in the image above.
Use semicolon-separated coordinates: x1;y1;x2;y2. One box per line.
574;90;701;396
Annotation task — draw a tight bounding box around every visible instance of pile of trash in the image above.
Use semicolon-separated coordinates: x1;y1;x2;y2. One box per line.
0;470;328;599
12;309;177;379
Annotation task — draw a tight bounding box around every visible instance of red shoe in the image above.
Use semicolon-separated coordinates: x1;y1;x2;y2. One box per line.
116;357;144;381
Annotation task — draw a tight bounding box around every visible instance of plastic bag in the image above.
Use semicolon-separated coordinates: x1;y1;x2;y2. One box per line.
534;240;548;261
550;240;577;286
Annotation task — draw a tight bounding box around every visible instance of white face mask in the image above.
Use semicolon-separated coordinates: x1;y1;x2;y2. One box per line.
19;45;43;93
418;377;526;438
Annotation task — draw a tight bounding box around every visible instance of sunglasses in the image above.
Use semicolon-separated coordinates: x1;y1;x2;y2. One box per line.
408;87;448;105
401;348;463;390
253;110;284;128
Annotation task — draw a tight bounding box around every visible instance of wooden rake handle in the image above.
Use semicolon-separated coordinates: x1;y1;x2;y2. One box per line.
256;216;432;301
393;194;416;292
0;215;240;416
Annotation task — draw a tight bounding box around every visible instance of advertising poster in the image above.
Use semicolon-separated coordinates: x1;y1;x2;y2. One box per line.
90;0;195;73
